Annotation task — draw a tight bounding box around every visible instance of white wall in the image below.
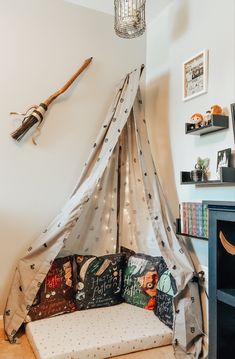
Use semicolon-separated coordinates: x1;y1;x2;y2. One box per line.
0;0;145;314
146;0;235;339
146;0;235;259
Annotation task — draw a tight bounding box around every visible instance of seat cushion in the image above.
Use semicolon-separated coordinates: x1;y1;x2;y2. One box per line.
26;303;172;359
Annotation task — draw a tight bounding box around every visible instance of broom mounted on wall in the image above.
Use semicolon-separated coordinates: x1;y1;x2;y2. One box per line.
10;57;93;145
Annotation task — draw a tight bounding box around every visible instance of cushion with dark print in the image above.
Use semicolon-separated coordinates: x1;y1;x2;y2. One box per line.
154;262;177;329
120;246;136;259
122;253;162;310
26;256;76;322
154;291;174;329
74;253;125;310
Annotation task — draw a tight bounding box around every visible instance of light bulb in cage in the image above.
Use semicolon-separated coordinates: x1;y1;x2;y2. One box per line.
114;0;146;39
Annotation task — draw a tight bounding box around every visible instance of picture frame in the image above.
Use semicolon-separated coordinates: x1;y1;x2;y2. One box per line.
216;148;231;179
183;50;208;101
230;103;235;143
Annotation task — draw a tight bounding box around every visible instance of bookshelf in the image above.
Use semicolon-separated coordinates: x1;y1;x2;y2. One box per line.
208;202;235;358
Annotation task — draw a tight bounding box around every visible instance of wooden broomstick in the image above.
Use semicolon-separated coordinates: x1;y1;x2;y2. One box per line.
10;57;93;144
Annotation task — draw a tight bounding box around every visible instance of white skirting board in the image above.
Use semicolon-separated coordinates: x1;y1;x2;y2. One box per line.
26;303;172;359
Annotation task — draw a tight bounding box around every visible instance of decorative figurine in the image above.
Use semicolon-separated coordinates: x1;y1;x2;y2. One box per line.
189;113;204;128
202;110;212;126
211;104;223;115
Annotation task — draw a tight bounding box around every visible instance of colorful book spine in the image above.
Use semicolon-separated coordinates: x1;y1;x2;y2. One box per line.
202;204;208;238
184;202;189;234
191;202;197;236
180;202;187;234
188;202;193;236
180;203;184;233
196;203;203;237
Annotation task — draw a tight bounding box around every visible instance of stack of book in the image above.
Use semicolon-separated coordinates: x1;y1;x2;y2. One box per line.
179;202;208;238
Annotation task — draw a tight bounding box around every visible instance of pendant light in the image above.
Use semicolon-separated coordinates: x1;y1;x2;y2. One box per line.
114;0;146;39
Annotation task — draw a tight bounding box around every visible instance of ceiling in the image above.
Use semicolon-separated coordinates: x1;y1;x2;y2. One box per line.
65;0;172;23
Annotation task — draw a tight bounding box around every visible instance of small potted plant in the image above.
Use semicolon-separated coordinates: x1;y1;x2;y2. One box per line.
191;157;210;182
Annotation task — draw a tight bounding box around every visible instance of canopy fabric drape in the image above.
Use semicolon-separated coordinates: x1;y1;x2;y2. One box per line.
4;67;206;358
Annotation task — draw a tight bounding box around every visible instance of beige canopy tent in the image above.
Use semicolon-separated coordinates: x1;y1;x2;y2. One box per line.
4;67;206;358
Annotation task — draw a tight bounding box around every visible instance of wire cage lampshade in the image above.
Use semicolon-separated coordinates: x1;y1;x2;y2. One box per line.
114;0;146;39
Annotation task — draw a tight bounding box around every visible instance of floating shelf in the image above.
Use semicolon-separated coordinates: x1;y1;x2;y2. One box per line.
177;232;208;241
185;115;229;136
176;218;208;240
180;167;235;187
217;289;235;307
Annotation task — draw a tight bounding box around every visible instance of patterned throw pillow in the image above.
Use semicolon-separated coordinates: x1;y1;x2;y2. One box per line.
122;253;162;310
74;253;125;310
154;261;177;329
26;256;76;322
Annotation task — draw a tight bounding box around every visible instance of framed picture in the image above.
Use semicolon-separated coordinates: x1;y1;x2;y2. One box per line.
231;103;235;143
183;50;208;101
216;148;231;179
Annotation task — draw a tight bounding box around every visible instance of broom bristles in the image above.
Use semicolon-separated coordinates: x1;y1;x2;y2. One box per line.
11;115;39;141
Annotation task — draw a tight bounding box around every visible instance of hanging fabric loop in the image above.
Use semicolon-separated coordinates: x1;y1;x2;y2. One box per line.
10;105;38;118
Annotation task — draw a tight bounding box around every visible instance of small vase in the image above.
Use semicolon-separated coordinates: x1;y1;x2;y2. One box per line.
191;169;203;182
202;171;208;182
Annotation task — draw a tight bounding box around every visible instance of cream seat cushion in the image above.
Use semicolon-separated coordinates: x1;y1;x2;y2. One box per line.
26;303;172;359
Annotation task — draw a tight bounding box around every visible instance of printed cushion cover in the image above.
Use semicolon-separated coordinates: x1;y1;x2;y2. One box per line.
122;253;162;310
26;256;76;322
154;259;177;329
74;253;125;310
